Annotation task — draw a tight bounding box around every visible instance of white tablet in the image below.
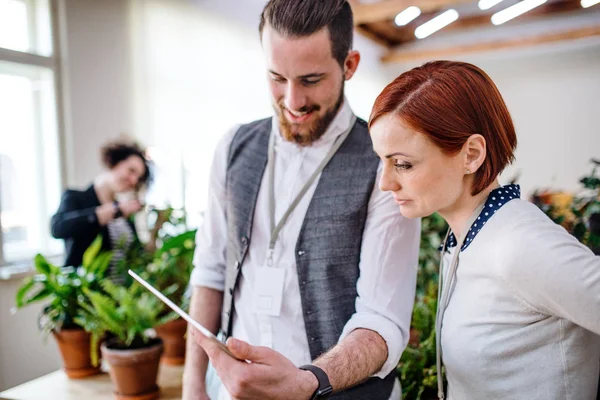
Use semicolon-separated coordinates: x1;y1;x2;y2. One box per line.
128;269;240;360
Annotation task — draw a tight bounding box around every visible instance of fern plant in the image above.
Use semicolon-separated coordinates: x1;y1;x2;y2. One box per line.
14;236;112;339
75;280;178;365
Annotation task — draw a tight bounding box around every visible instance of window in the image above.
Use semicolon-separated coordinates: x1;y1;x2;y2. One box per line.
0;0;62;265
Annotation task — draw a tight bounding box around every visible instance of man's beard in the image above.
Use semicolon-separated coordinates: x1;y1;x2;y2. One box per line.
275;85;344;147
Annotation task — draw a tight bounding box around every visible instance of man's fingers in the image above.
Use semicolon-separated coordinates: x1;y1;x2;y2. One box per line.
192;329;227;367
226;338;276;364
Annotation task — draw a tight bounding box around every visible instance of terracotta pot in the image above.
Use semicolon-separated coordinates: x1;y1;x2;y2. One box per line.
154;318;187;365
53;328;101;379
101;338;163;400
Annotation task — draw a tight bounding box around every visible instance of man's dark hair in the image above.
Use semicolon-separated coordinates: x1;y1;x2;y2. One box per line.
259;0;354;67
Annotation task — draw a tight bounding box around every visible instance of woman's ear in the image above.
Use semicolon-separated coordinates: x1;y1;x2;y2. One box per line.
463;134;486;175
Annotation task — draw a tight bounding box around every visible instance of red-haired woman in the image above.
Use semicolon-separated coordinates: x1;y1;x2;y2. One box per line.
369;60;600;399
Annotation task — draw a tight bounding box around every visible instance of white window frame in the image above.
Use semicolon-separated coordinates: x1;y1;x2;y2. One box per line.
0;0;66;268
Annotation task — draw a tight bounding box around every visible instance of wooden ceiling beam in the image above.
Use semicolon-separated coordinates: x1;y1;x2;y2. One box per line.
381;25;600;63
351;0;473;25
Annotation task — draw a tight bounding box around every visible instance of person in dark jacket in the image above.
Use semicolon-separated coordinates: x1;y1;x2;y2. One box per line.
51;139;152;278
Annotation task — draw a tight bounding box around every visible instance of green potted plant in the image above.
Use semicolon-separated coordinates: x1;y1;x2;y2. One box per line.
398;213;447;400
122;207;196;365
14;236;112;378
148;228;195;365
76;279;177;399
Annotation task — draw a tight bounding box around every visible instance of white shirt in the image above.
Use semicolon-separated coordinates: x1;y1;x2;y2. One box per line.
191;100;420;391
440;198;600;399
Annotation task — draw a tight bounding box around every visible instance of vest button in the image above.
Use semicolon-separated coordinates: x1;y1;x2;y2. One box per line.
297;250;305;256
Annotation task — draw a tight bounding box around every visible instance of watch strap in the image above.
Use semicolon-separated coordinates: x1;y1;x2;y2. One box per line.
299;364;333;399
113;200;123;219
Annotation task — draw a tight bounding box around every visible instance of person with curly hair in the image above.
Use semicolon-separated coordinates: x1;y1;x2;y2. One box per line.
51;139;152;280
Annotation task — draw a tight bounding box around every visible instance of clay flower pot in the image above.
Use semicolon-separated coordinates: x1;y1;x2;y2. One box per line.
53;328;101;379
101;338;163;400
154;318;187;365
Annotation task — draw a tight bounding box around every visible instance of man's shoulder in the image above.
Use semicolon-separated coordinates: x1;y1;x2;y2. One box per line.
235;117;272;136
228;117;272;153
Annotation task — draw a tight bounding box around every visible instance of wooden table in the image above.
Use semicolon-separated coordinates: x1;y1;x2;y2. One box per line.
0;365;183;399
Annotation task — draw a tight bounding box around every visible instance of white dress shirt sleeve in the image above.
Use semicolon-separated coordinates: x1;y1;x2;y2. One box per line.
189;125;240;291
338;163;421;378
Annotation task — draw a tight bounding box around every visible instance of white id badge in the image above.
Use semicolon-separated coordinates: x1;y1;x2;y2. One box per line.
252;267;285;316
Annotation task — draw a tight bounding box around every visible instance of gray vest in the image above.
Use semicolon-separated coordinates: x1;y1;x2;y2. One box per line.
222;117;396;399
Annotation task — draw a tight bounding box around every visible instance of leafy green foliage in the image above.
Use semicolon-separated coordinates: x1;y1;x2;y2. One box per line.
72;207;196;363
119;207;196;313
75;280;177;364
398;213;447;400
14;236;112;339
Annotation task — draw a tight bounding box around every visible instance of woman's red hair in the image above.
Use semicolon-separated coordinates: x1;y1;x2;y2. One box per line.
369;60;517;195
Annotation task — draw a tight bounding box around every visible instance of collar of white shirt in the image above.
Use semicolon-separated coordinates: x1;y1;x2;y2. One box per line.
271;97;355;149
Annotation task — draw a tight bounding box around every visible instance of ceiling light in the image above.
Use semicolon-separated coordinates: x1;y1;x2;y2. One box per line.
395;6;421;26
491;0;547;25
478;0;506;10
581;0;600;8
415;9;459;39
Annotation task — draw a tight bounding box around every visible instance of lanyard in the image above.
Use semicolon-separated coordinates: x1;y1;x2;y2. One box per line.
266;116;357;266
435;202;486;399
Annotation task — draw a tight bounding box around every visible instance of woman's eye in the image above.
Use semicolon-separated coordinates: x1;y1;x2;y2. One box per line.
394;163;412;170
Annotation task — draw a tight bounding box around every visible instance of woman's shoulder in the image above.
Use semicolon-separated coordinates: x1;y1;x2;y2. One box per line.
491;198;594;274
494;198;570;241
60;184;97;204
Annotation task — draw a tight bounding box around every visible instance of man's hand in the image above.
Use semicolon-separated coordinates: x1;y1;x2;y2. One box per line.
191;330;318;400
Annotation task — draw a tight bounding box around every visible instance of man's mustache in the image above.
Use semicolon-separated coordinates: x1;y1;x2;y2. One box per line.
279;103;321;114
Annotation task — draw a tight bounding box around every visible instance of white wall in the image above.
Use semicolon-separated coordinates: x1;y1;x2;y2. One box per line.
60;0;135;188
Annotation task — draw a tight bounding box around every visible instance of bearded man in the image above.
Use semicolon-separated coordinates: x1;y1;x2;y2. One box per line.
183;1;420;399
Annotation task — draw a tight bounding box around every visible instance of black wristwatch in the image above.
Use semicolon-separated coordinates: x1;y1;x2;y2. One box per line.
113;200;123;219
299;365;333;399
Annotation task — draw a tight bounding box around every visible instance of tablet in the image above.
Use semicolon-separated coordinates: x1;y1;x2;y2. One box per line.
128;269;240;360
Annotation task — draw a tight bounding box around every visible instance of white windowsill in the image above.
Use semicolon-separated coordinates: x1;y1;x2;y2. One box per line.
0;254;64;281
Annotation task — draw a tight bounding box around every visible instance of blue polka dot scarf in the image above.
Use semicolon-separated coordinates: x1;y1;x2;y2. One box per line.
442;184;521;252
